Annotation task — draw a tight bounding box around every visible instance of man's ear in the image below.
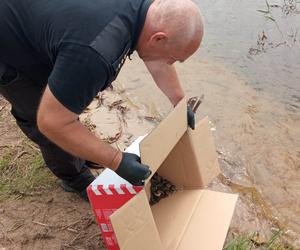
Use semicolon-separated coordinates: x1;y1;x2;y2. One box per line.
150;32;168;45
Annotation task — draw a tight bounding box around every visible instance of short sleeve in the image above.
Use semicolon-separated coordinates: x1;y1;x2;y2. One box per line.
48;43;109;114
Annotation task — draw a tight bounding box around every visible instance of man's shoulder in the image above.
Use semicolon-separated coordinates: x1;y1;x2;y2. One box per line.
90;16;131;64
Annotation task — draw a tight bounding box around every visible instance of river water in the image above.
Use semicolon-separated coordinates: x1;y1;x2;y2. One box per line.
196;0;300;244
115;0;300;247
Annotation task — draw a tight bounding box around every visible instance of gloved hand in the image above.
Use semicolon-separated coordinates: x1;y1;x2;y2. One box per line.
187;106;195;129
115;152;152;186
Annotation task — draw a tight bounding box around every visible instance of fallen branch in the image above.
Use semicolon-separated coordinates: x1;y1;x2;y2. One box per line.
24;141;40;152
11;150;28;163
60;219;81;231
66;228;79;234
69;232;84;246
7;220;24;233
108;100;123;110
32;220;52;227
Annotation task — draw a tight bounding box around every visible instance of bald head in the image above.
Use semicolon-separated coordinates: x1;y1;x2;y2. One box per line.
152;0;203;48
137;0;204;63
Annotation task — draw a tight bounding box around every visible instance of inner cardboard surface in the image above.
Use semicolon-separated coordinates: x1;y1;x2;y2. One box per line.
151;189;237;250
151;189;202;250
157;117;220;189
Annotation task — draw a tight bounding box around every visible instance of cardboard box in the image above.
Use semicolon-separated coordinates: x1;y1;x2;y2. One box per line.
88;98;238;250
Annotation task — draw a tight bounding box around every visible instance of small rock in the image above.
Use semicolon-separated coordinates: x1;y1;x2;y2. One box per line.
46;197;54;204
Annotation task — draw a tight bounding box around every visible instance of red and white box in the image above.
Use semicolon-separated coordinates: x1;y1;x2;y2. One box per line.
87;136;146;250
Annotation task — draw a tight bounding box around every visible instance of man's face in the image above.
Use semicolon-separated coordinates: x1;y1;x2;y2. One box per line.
166;35;201;65
139;43;189;65
139;33;200;65
140;52;181;65
165;48;190;65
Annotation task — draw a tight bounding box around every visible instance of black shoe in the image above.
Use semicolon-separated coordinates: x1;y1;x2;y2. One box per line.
58;167;95;201
58;179;91;201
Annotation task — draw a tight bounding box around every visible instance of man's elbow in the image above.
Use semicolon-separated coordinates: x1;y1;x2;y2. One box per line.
37;111;56;137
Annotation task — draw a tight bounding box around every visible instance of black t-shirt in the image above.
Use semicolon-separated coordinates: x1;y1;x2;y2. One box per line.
0;0;152;114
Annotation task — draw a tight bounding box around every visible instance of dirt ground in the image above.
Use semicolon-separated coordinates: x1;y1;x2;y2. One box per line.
0;96;106;250
0;188;105;249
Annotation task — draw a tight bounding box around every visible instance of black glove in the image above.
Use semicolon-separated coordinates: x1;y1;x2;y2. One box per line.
115;152;152;186
187;106;195;129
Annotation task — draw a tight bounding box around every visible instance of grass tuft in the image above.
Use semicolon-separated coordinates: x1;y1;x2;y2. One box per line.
224;235;256;250
0;139;55;201
224;230;295;250
257;0;276;22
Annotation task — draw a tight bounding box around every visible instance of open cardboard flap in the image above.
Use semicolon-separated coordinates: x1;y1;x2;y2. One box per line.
151;189;237;250
110;98;238;250
140;98;187;182
110;190;163;250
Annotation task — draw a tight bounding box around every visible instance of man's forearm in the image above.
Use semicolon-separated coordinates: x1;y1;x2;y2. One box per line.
145;61;185;106
37;86;122;171
40;120;122;170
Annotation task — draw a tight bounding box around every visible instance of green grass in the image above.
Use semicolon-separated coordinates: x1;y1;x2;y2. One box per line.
257;0;276;22
224;231;295;250
0;140;55;200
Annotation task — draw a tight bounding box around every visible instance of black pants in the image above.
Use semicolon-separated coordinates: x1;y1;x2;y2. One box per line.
0;62;94;191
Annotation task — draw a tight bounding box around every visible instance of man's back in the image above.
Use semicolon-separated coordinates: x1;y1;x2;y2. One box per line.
0;0;152;114
0;0;122;84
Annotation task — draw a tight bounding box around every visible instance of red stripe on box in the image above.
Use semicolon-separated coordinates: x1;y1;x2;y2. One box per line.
120;184;130;194
108;184;118;195
98;185;105;195
133;185;143;193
